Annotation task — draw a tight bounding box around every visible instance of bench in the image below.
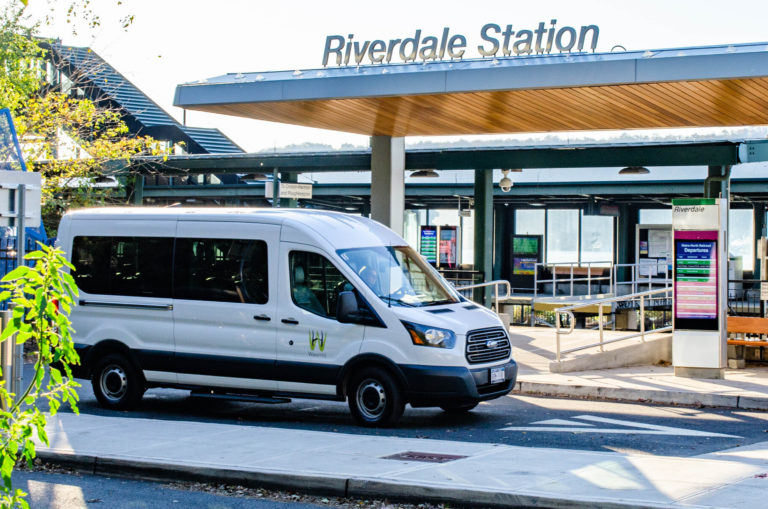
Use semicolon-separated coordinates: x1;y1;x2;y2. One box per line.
726;316;768;345
552;267;609;277
726;316;768;367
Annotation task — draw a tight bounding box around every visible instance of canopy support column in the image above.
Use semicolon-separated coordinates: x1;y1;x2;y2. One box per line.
474;169;493;307
370;136;405;235
280;172;297;208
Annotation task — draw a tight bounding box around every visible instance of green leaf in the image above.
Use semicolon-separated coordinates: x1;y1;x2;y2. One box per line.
1;265;30;281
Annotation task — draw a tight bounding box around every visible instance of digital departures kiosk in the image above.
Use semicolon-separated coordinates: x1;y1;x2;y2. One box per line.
672;199;728;379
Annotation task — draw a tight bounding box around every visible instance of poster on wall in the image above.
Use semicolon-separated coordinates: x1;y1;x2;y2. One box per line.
513;257;537;275
439;226;458;269
674;231;718;331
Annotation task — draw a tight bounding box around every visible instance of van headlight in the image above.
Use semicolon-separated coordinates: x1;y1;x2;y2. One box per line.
402;321;456;349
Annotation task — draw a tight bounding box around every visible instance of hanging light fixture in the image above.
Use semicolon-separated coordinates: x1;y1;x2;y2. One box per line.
618;166;650;175
410;169;439;178
499;169;514;192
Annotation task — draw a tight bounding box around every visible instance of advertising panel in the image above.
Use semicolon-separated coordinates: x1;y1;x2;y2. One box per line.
513;257;537;275
674;230;718;331
439;226;458;269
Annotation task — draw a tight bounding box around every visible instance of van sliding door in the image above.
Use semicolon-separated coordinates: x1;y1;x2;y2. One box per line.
172;221;280;391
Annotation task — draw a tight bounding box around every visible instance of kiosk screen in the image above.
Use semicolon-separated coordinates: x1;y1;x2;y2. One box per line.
674;236;718;330
420;226;437;265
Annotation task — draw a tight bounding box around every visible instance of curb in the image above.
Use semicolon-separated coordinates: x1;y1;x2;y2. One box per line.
36;450;671;509
515;381;768;410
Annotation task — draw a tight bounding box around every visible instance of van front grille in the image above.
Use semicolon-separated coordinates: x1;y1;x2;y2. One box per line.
465;327;511;364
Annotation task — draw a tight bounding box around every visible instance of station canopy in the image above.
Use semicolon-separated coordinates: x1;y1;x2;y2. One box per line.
174;42;768;137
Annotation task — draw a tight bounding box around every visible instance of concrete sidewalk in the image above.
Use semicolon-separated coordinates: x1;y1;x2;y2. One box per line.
510;326;768;410
37;413;768;508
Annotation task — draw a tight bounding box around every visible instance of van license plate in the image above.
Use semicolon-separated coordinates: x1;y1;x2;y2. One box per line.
490;367;505;384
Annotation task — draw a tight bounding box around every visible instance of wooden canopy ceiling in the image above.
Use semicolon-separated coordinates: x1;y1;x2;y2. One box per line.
175;43;768;137
200;77;768;136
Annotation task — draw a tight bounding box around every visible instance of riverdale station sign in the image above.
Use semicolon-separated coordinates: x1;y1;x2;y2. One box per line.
322;20;599;66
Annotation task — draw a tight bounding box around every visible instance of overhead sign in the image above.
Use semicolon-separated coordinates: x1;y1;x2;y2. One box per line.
323;20;600;66
265;181;313;200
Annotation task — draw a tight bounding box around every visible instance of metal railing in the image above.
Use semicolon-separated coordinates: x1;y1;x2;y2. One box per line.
454;279;512;312
554;286;673;362
727;278;766;316
613;260;672;295
534;261;614;299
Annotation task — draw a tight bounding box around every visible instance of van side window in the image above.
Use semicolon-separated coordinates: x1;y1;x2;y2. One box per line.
72;236;173;298
289;251;352;319
175;238;268;304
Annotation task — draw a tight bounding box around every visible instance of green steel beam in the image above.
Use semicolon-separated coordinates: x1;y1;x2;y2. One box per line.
142;179;768;200
129;141;745;176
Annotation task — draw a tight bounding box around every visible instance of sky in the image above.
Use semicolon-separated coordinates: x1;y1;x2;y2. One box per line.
17;0;768;153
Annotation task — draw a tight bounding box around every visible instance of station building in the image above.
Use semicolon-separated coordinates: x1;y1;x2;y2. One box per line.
44;40;768;359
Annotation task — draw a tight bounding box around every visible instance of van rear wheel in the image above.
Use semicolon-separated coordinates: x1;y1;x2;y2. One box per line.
91;353;144;410
348;367;404;427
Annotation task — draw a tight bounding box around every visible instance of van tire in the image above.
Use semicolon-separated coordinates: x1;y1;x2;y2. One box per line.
348;367;404;427
440;402;478;413
91;353;144;410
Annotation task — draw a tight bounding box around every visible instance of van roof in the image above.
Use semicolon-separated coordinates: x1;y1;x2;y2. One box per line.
63;207;406;249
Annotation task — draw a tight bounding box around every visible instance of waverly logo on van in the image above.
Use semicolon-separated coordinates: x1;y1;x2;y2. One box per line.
309;330;327;352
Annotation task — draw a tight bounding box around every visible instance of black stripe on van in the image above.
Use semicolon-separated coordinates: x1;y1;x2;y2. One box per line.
135;350;341;386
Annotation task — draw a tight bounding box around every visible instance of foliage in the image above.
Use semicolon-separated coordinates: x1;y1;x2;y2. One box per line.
0;244;80;509
0;3;44;114
14;92;168;233
1;1;168;234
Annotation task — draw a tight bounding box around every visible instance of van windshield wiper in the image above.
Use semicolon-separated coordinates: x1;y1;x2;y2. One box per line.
426;299;457;306
377;295;417;307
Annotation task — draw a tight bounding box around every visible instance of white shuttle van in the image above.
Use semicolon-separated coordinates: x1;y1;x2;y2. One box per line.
57;207;517;426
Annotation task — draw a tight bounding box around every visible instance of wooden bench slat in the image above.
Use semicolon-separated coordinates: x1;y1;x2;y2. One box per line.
727;316;768;335
727;339;768;346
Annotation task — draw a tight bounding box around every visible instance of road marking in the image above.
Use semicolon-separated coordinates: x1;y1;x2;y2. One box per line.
531;419;594;426
500;414;741;438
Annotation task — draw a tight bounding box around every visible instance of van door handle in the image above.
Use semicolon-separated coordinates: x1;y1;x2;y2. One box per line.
253;314;271;322
282;318;299;325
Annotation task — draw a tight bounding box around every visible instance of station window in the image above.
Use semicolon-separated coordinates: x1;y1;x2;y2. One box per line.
729;208;754;271
546;210;579;264
639;209;672;224
581;213;613;265
515;209;545;235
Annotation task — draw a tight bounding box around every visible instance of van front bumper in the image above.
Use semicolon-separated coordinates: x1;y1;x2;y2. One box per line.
400;360;517;408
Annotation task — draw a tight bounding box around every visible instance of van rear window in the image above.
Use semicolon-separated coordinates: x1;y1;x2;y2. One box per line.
72;236;173;298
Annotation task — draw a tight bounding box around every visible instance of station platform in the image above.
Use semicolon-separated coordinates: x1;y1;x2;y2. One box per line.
511;326;768;411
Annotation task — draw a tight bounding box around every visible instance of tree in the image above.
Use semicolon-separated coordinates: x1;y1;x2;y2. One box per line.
15;91;167;233
0;244;80;509
1;0;166;234
0;2;44;114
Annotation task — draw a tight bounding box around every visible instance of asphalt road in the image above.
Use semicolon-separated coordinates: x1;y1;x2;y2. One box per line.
12;469;329;509
39;364;768;458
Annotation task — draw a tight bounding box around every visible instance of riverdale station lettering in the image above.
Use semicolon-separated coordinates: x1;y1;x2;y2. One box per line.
322;20;599;66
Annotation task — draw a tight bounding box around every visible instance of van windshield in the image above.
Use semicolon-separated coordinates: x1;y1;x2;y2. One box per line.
337;246;460;307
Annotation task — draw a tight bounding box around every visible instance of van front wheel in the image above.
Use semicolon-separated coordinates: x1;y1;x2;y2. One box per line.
348;367;404;427
91;353;144;410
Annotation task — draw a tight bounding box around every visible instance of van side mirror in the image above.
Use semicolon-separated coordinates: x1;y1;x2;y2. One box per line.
337;291;360;323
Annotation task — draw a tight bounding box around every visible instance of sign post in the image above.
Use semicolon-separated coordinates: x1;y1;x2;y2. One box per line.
671;198;727;379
